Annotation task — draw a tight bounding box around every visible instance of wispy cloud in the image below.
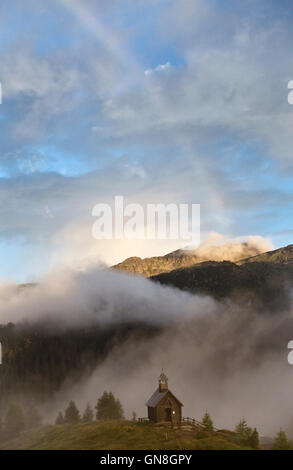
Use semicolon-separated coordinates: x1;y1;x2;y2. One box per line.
0;0;292;280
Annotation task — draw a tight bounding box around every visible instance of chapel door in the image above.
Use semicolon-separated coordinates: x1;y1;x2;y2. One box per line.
165;408;172;421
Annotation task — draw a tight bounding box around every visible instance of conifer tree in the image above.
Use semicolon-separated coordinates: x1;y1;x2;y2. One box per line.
64;401;80;424
82;404;94;422
274;429;291;450
95;391;124;420
247;428;260;449
55;411;65;425
201;411;214;432
235;418;252;438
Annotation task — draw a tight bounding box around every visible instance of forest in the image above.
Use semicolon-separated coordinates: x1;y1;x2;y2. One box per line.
0;321;159;411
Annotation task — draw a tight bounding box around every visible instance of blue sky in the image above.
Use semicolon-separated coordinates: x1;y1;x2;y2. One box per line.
0;0;293;281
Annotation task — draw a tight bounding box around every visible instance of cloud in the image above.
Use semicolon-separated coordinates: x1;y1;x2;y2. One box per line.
144;61;171;75
74;305;293;435
0;257;290;436
0;232;273;326
186;233;273;261
0;150;283;281
0;0;292;280
0;0;292;437
0;265;214;326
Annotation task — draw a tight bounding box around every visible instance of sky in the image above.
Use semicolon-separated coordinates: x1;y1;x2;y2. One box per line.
0;0;293;281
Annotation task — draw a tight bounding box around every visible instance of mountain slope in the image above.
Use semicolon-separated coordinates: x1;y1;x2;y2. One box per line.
112;251;204;277
0;322;160;410
151;260;293;310
238;244;293;265
112;241;272;278
113;244;293;309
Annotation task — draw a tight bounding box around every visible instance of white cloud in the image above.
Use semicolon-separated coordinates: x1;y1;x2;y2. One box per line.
0;0;292;280
144;61;171;76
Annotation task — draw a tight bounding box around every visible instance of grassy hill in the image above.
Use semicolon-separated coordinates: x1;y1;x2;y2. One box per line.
0;420;256;450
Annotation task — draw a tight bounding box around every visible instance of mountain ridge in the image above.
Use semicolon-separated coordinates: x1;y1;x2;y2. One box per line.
113;244;293;310
237;244;293;265
112;243;293;277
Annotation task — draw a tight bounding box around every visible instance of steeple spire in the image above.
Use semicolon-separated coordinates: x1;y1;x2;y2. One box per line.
158;369;168;392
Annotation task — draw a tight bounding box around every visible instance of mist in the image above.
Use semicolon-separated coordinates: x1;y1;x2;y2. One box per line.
0;259;292;437
47;300;293;437
184;233;273;262
0;267;215;326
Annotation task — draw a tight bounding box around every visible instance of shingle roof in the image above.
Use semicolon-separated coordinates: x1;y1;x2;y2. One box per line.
146;388;184;408
146;387;167;407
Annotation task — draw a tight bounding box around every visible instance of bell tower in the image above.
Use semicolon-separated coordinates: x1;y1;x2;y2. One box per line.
158;369;168;392
147;370;183;424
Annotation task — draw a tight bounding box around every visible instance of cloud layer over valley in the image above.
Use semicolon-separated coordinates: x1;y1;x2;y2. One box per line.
0;259;292;436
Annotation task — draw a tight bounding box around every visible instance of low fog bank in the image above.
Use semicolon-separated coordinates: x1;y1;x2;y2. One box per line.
47;304;293;436
0;267;215;326
0;263;292;436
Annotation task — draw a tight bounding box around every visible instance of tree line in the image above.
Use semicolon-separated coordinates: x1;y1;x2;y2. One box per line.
0;390;124;443
0;399;292;449
0;322;159;412
55;391;124;425
201;412;293;450
199;412;259;449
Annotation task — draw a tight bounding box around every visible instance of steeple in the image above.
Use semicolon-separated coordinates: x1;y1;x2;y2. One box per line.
158;369;168;392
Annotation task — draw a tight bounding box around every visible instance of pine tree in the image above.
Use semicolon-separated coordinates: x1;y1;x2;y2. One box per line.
64;401;80;424
25;405;42;429
55;411;65;425
82;404;94;422
235;418;252;438
247;428;260;449
201;412;214;432
4;402;25;440
95;391;124;420
274;429;291;450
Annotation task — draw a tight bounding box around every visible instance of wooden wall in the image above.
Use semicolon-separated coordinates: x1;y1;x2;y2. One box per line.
148;391;182;424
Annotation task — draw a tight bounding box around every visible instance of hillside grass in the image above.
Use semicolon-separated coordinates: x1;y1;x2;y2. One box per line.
0;420;256;450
